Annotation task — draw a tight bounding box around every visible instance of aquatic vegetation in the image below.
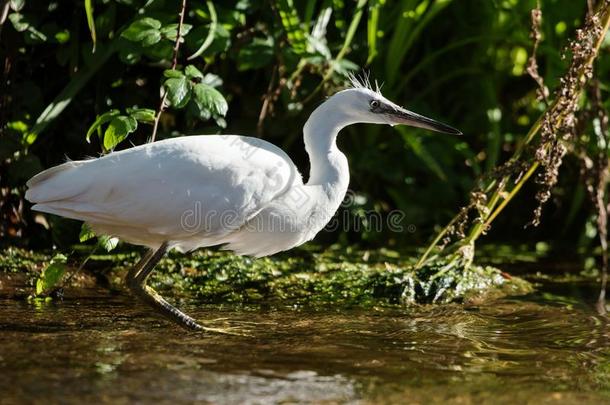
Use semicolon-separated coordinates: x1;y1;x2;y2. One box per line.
2;1;610;307
0;246;531;306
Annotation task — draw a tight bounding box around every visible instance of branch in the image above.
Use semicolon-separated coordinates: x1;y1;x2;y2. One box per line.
150;0;187;143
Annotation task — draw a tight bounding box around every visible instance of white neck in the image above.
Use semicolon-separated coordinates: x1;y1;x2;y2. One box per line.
303;100;351;202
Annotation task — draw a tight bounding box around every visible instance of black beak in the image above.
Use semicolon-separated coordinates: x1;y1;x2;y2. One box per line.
386;106;462;135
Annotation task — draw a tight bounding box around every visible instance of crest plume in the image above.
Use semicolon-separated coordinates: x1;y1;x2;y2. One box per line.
346;71;383;96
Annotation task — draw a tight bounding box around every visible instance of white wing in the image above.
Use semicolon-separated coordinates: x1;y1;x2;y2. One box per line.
26;135;303;249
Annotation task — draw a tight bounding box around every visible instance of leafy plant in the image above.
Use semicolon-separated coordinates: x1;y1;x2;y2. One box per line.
162;65;229;128
1;0;609;277
79;223;119;252
86;108;155;152
121;17;192;48
34;254;67;297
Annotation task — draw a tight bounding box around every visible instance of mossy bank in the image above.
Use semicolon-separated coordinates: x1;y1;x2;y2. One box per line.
0;245;533;306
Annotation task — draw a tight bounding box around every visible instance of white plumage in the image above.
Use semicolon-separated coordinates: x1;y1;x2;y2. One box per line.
27;85;460;258
25;84;460;330
27;135;306;256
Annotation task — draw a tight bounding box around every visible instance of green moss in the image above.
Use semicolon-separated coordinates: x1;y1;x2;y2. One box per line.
0;247;48;274
148;246;532;306
0;245;532;306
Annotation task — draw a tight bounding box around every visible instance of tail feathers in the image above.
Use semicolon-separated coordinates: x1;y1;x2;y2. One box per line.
25;160;87;203
26;160;84;188
31;201;128;224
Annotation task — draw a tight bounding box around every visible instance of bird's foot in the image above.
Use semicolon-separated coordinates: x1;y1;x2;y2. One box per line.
194;318;256;336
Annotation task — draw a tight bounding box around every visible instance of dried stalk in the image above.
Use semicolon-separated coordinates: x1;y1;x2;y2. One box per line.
416;1;610;270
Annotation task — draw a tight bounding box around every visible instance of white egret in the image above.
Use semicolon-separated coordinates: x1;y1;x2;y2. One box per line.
25;78;461;331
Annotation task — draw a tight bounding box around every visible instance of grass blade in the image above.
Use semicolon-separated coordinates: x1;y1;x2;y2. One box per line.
398;127;447;181
84;0;96;52
26;43;115;144
187;0;217;60
386;0;453;86
367;0;381;64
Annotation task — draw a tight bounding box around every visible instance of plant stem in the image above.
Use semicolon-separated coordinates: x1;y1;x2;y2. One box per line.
150;0;187;143
414;212;463;268
468;163;539;244
468;2;610;241
415;1;610;268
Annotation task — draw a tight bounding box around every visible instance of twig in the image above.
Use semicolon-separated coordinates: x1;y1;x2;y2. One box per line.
526;1;550;105
257;65;278;136
150;0;187;143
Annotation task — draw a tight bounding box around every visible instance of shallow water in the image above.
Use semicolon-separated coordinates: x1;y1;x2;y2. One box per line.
1;275;609;404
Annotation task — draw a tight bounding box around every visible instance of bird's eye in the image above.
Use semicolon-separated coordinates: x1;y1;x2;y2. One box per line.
370;100;380;109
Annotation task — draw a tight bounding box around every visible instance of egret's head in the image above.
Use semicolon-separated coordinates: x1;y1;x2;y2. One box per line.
330;75;462;135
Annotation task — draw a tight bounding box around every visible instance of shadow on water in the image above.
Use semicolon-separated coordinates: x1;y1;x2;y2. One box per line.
1;275;610;404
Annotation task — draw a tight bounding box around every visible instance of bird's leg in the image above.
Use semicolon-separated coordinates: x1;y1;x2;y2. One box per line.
125;242;204;331
126;249;154;280
126;244;252;335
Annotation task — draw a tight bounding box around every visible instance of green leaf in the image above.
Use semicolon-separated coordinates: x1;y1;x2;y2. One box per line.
160;23;192;41
141;30;161;47
54;30;70;44
276;0;308;54
103;115;137;150
36;254;68;295
79;223;95;242
98;235;119;252
332;58;359;75
237;37;274;71
129;17;162;31
185;65;204;80
307;36;331;59
193;83;228;116
332;0;346;30
214;116;227;128
121;17;162;46
10;0;25;12
8;12;47;42
164;76;191;108
84;0;97;52
7;120;28;133
163;69;184;79
202;73;223;88
127;107;156;123
8;13;28;32
86;109;120;142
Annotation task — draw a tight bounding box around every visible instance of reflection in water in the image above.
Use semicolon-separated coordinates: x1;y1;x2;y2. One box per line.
0;280;609;404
